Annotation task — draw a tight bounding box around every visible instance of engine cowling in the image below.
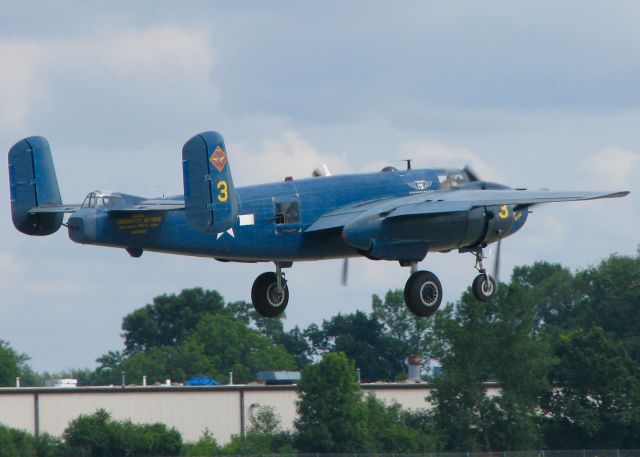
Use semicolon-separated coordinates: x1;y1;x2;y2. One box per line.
341;203;529;262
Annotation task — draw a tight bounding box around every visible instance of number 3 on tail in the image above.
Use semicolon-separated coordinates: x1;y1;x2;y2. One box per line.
217;180;228;202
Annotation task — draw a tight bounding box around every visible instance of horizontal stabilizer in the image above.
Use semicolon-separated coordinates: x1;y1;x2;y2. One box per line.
28;204;81;214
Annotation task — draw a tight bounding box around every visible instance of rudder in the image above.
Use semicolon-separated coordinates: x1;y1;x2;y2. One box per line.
8;136;63;235
182;131;239;233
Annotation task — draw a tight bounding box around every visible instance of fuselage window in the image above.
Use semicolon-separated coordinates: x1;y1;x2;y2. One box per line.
275;202;300;225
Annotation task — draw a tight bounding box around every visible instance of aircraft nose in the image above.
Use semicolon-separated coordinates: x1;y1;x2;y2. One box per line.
67;214;97;243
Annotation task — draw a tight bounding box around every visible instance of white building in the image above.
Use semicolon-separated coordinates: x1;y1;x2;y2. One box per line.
0;382;501;443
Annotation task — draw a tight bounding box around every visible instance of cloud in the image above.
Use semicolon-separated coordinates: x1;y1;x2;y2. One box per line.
0;252;25;287
0;26;217;137
230;130;352;185
580;147;640;189
0;41;53;133
384;139;498;180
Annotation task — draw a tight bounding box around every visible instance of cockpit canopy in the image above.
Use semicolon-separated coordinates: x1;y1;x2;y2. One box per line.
81;191;124;209
438;171;467;189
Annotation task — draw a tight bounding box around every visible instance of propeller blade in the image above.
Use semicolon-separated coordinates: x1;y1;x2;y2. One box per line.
463;165;480;182
493;238;502;287
341;258;349;286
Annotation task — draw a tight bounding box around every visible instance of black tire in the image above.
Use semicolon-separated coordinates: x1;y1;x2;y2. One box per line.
251;272;289;317
404;270;443;317
472;274;496;302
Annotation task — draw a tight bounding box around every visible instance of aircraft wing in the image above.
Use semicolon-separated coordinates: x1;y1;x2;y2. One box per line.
306;189;629;232
386;189;629;218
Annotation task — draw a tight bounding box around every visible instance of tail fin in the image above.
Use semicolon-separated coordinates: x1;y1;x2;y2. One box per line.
182;131;238;233
8;136;63;235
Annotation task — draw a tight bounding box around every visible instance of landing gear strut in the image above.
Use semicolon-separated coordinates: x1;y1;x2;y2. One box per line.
471;250;496;302
251;263;289;317
404;262;443;317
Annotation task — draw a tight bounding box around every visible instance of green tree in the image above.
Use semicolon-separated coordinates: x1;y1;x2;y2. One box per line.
186;314;295;383
542;327;640;448
182;431;221;457
430;282;552;451
121;288;226;353
0;340;32;387
572;253;640;360
63;409;182;457
92;289;299;385
510;261;577;332
222;406;294;455
227;300;310;369
295;352;366;452
305;311;406;381
0;424;33;457
362;395;437;452
371;290;432;365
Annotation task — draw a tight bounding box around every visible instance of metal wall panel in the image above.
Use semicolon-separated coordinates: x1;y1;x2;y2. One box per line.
0;393;35;433
0;384;499;444
38;390;240;443
243;389;299;432
362;386;433;410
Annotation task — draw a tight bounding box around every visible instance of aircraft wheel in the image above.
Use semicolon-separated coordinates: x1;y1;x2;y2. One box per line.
251;272;289;317
404;270;443;317
472;274;496;302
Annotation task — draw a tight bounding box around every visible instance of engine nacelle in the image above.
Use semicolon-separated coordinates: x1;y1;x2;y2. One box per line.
341;203;529;262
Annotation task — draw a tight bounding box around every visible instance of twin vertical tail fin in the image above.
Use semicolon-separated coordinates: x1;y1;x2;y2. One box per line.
8;136;64;235
182;131;239;233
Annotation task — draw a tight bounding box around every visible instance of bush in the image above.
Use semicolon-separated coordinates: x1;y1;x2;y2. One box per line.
63;409;182;457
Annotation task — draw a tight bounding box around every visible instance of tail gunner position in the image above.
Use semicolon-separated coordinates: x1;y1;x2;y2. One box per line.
8;132;629;318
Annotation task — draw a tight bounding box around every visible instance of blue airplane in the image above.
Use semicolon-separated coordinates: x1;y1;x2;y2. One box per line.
8;132;629;318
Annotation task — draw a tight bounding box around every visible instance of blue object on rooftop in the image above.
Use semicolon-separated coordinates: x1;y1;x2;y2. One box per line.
185;376;220;386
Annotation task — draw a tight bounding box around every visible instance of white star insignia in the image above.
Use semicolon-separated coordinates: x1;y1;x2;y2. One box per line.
216;228;235;240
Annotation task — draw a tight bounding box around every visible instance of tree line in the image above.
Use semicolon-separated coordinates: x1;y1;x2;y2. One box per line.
1;249;640;452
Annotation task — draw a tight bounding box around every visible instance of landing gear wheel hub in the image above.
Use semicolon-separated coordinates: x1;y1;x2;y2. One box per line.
251;272;289;317
404;270;443;317
472;274;496;302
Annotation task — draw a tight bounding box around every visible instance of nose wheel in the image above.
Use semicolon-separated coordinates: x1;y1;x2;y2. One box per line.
471;250;496;302
251;264;289;317
404;269;443;317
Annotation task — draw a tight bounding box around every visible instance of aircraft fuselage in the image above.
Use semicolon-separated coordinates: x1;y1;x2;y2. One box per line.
67;168;523;263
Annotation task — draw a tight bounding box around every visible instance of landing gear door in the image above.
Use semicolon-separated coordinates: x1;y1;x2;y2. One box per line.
273;196;302;234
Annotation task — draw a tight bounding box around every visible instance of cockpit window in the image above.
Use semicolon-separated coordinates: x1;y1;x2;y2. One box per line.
82;191;122;209
104;196;123;208
438;172;468;189
82;193;96;208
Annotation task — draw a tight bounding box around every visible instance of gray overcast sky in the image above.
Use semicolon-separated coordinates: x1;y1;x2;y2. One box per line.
1;1;639;372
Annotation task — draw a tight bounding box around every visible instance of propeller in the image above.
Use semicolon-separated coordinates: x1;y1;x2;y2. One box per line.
492;238;502;287
341;258;349;286
463;165;480;182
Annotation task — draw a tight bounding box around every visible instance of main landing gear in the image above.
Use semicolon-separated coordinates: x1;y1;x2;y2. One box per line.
251;263;289;317
404;266;443;317
403;249;497;317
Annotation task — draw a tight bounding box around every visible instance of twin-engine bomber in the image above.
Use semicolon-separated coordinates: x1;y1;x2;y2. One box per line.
8;132;629;317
